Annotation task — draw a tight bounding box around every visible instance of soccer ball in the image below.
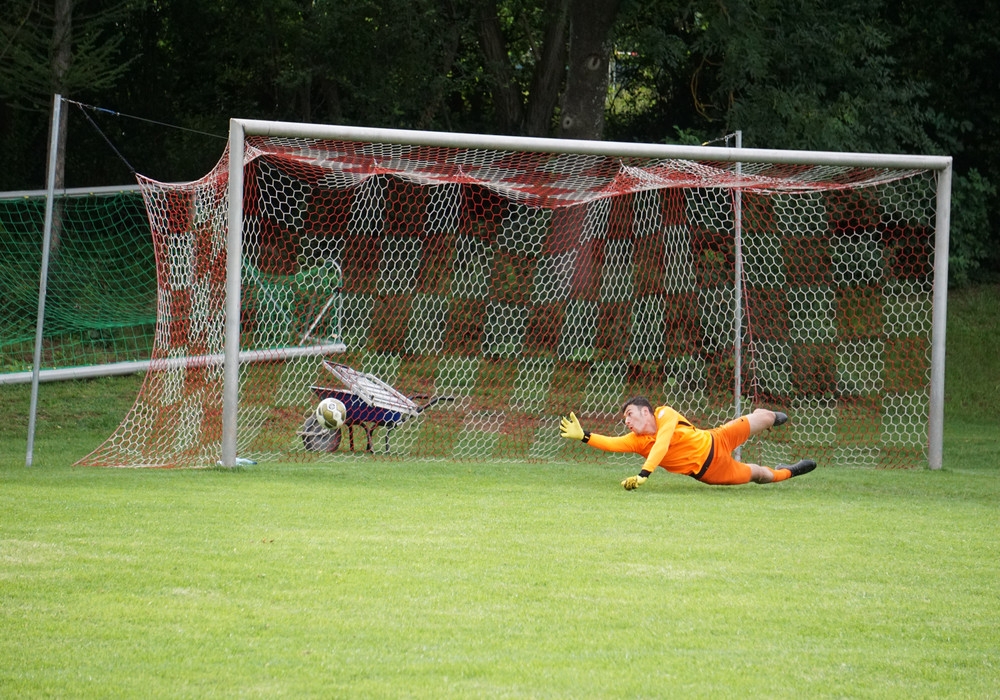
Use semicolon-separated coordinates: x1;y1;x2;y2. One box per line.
315;397;347;430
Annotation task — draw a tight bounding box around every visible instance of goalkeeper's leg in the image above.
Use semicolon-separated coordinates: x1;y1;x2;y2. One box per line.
748;460;817;483
703;418;815;484
748;463;788;483
745;408;788;437
704;459;814;484
714;410;786;458
698;457;776;484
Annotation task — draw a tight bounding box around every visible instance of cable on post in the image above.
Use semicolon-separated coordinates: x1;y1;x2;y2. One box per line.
64;99;227;175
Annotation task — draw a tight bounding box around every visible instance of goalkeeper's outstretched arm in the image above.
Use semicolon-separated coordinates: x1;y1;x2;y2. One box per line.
560;412;637;450
559;413;660;491
560;412;651;490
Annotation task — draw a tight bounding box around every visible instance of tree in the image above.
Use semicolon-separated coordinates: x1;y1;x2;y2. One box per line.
557;0;622;139
607;0;933;153
0;0;135;185
707;0;933;153
886;0;1000;281
603;0;693;144
474;0;622;138
1;0;997;285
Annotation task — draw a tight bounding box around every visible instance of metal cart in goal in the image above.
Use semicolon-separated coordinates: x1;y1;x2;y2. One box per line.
300;360;453;453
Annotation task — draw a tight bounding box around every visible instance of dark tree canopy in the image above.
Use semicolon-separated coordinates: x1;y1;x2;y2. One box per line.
0;0;996;280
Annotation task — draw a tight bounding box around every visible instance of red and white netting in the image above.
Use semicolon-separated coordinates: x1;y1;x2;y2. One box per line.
79;135;937;468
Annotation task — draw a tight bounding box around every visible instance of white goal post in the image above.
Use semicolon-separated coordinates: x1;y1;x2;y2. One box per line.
219;118;952;469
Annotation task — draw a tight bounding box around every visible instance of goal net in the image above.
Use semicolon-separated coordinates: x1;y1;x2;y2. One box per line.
78;125;946;469
0;187;156;381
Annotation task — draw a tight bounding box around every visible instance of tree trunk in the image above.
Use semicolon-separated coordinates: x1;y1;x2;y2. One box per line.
49;0;73;255
558;0;621;140
476;0;524;134
523;0;571;137
418;0;465;130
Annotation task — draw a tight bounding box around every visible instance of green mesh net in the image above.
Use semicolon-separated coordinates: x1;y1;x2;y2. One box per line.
0;188;156;375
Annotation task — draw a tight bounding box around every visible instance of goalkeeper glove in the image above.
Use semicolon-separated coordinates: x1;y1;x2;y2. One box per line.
621;474;648;490
559;412;590;442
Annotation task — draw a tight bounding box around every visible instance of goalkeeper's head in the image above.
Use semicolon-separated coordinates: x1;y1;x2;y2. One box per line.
622;396;653;414
622;396;657;435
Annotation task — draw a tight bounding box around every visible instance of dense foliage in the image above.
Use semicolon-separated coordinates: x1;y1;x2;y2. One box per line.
1;0;996;281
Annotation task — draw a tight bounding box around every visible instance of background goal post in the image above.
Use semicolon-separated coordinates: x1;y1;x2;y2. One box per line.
81;120;951;469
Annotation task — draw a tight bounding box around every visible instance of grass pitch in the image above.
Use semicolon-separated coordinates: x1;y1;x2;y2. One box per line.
1;285;998;697
1;454;998;697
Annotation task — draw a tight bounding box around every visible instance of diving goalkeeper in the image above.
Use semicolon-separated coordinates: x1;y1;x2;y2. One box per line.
560;397;816;490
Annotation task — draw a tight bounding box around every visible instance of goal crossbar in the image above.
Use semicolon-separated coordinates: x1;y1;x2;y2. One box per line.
236;119;951;171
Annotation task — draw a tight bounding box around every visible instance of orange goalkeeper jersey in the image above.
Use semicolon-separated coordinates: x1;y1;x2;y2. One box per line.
587;405;713;477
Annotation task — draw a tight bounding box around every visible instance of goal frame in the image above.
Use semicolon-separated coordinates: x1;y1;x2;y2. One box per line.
222;118;953;468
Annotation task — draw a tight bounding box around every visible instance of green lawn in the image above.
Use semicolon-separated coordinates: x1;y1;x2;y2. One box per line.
0;286;997;698
1;458;998;698
2;455;998;698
